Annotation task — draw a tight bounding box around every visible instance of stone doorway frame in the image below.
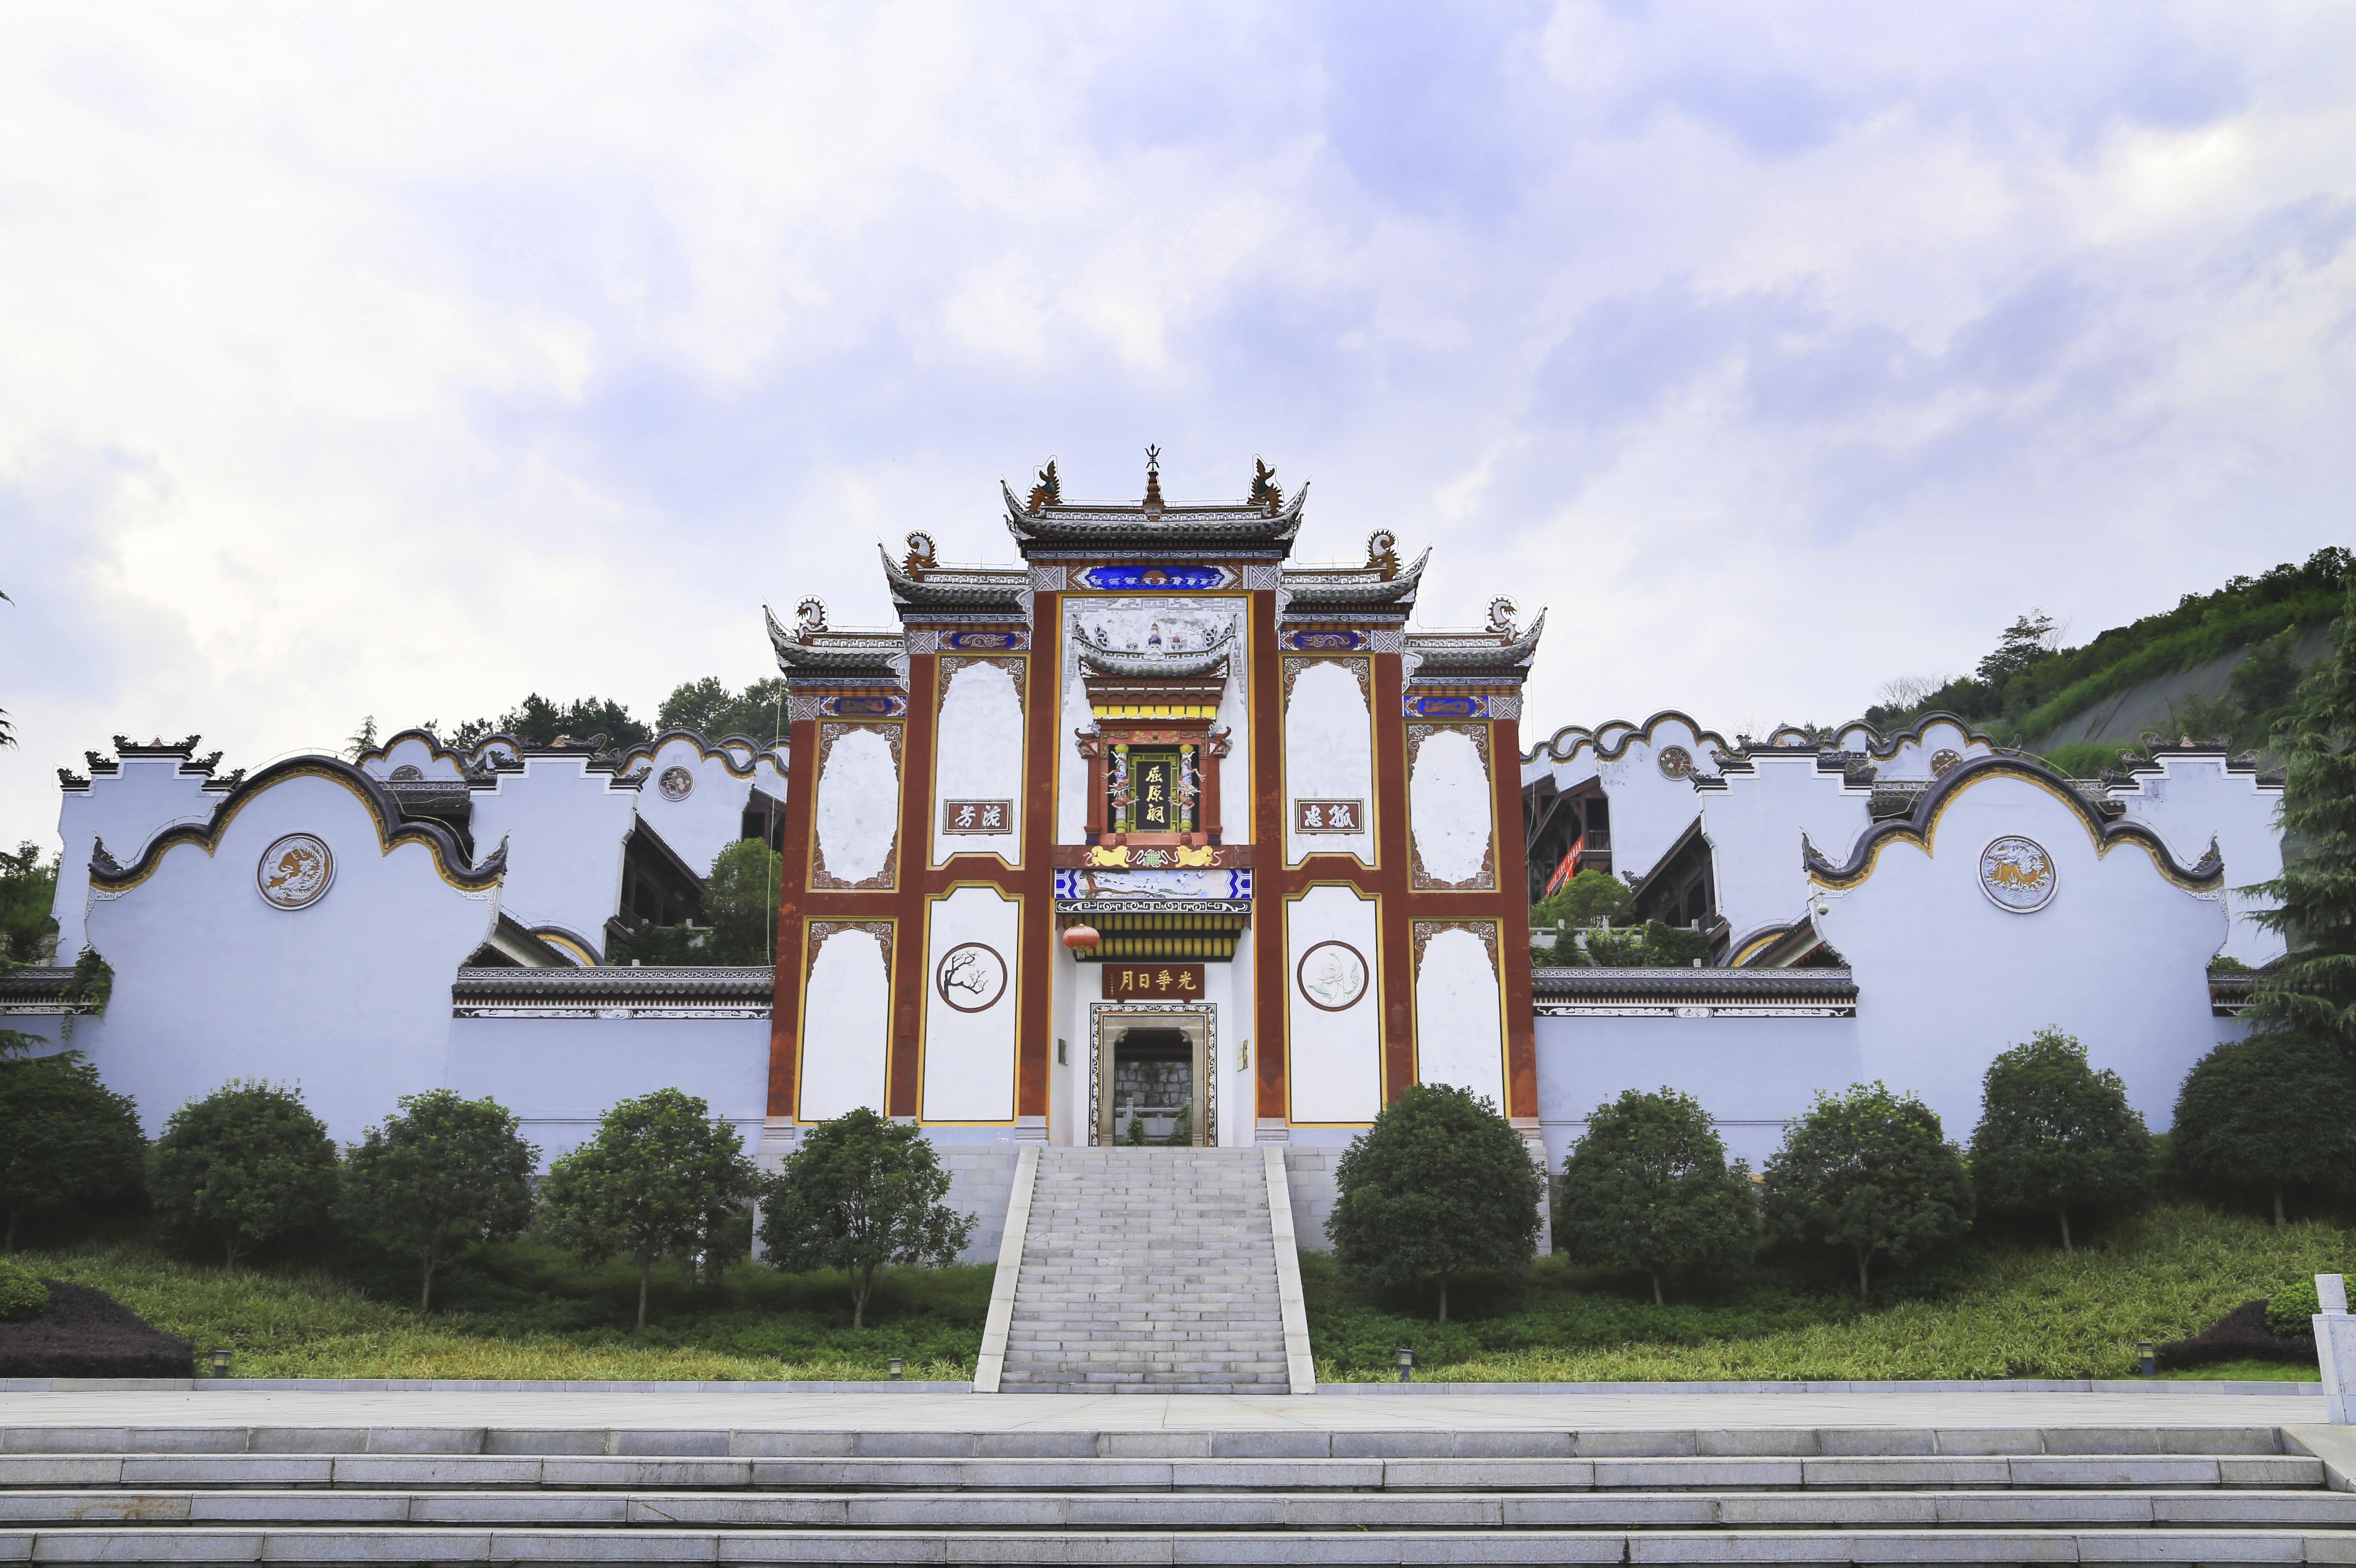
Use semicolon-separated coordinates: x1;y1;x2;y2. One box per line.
1088;1003;1216;1147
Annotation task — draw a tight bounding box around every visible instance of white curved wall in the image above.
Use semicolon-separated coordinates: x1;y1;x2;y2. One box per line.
2108;755;2286;967
80;771;496;1144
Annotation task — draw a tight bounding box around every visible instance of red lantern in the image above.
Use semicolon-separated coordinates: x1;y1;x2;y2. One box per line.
1061;925;1100;953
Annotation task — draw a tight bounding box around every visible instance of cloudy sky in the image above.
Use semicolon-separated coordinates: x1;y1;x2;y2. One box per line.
4;2;2353;847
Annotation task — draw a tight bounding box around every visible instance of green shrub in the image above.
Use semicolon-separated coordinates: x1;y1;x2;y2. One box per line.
2268;1276;2324;1337
0;1256;48;1320
1969;1029;2154;1251
1326;1083;1543;1322
0;1048;146;1250
148;1080;339;1268
2171;1032;2356;1224
1554;1088;1757;1303
756;1107;974;1330
341;1090;538;1315
1765;1082;1973;1302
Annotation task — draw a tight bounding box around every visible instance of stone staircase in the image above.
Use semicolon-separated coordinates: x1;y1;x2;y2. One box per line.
3;1419;2353;1562
998;1147;1293;1395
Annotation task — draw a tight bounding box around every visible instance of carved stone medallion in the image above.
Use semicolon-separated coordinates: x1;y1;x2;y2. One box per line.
1296;940;1369;1011
1656;745;1694;779
256;833;334;910
1931;748;1963;777
936;942;1009;1012
658;766;695;802
1979;836;2056;913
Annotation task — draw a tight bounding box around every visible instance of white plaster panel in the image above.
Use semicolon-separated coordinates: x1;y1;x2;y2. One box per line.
1817;772;2226;1137
1414;928;1506;1106
815;728;898;885
920;886;1021;1122
932;662;1024;865
2109;756;2286;966
446;1016;768;1164
798;927;891;1120
358;735;466;782
52;760;220;959
1285;885;1382;1124
1410;730;1492;885
467;759;639;956
1587;717;1708;883
1705;754;1875;951
79;771;495;1145
631;738;757;877
1532;1013;1865;1170
1056;675;1092;845
1873;719;1992;782
1284;660;1374;865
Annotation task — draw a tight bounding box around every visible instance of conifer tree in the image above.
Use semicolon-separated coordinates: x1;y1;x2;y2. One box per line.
2245;577;2356;1056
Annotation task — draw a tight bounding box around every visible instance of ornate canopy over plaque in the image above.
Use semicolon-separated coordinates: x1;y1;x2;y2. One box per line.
1297;940;1369;1011
1979;836;2056;913
256;833;334;910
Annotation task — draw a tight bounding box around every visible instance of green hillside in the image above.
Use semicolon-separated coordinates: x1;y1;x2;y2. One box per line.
1867;547;2348;775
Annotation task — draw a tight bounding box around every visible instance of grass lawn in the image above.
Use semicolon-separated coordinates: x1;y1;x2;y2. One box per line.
17;1201;2337;1384
1304;1203;2342;1383
21;1242;990;1381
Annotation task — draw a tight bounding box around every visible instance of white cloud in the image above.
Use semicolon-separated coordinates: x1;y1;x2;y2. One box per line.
3;1;2353;849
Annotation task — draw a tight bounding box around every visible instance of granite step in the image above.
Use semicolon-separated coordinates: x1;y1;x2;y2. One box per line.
999;1147;1293;1395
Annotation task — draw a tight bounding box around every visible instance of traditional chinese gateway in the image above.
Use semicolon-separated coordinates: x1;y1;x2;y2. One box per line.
764;454;1545;1157
15;453;2282;1264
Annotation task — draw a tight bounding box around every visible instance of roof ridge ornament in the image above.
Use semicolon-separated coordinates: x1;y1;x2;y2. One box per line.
794;597;828;640
1367;530;1400;578
1026;459;1060;514
1249;457;1283;514
1142;445;1164;513
1487;597;1519;637
903;532;936;576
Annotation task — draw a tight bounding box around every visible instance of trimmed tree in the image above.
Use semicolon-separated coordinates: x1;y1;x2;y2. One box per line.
538;1087;756;1327
147;1080;338;1268
1325;1083;1543;1322
2171;1031;2356;1225
341;1090;539;1313
756;1107;975;1329
2243;575;2356;1056
1969;1029;2154;1252
1763;1082;1972;1301
0;1049;145;1250
1554;1087;1758;1304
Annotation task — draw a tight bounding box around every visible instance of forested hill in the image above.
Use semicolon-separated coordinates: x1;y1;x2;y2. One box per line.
1865;547;2349;772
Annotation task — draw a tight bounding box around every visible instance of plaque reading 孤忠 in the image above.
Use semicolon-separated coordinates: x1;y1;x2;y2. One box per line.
1100;963;1205;1000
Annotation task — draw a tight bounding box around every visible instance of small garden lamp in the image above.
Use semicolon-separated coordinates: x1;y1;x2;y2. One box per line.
1396;1345;1414;1383
888;1357;904;1382
210;1348;231;1378
2137;1340;2156;1378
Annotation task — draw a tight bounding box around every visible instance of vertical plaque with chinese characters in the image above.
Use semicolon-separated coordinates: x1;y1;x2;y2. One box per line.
942;799;1014;835
1100;963;1205;1000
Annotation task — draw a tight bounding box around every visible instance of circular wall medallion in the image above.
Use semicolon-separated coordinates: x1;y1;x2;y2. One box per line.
388;764;422;782
1930;748;1963;778
658;766;695;802
1656;745;1694;779
1979;836;2057;913
256;833;335;910
936;942;1008;1012
1296;941;1370;1012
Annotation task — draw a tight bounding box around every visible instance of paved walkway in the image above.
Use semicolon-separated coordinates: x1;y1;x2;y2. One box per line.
0;1387;2324;1432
